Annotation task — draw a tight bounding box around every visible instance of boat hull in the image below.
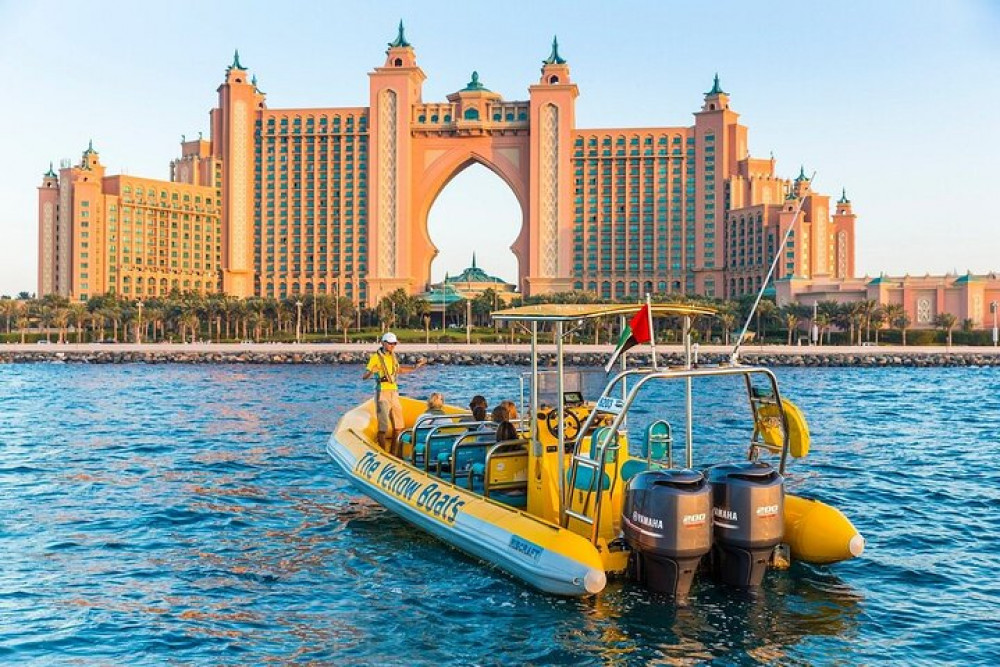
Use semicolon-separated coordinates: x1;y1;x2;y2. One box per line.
327;402;607;596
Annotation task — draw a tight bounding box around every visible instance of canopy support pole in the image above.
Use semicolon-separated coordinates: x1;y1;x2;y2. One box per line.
556;320;566;522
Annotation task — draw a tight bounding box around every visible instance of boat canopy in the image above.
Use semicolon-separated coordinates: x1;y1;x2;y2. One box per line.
490;302;715;323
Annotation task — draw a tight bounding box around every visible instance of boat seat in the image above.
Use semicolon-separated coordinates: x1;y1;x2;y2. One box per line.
620;435;670;482
620;459;666;482
569;466;612;492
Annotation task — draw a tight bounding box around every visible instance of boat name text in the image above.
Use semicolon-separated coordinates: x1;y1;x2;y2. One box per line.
355;451;466;523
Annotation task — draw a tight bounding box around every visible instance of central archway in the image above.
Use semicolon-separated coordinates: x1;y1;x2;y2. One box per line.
411;141;530;292
426;163;521;285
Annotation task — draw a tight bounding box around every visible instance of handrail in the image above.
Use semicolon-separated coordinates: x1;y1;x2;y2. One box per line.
404;411;474;464
416;421;492;470
448;430;502;484
561;363;790;542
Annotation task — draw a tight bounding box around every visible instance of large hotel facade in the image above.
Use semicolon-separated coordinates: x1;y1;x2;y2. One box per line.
40;27;865;310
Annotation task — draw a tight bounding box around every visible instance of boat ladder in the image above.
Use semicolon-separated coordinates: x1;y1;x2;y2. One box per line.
562;427;620;545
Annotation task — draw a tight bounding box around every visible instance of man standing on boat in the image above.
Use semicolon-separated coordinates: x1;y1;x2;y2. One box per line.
362;332;426;455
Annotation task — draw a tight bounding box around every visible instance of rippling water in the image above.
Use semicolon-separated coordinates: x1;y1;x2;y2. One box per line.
1;363;998;664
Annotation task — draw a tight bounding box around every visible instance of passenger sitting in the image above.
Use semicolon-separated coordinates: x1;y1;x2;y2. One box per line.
491;404;518;442
468;394;489;423
424;392;447;416
499;400;518;421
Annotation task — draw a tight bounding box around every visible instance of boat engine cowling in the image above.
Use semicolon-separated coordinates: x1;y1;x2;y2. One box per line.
622;469;712;597
707;462;784;588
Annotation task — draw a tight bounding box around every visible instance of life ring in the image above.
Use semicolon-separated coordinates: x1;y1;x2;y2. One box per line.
755;399;810;458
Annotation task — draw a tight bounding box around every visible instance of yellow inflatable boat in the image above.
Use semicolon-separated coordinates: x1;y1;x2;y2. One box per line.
327;303;863;597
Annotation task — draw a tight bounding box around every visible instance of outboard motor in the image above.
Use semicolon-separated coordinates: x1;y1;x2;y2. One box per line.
707;462;784;588
622;469;712;597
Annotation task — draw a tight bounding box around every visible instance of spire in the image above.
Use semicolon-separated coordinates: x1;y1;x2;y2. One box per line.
388;20;411;48
230;49;245;70
45;162;57;178
84;139;96;155
795;165;809;182
462;71;488;91
472;252;477;269
543;36;566;65
838;188;850;204
707;73;726;95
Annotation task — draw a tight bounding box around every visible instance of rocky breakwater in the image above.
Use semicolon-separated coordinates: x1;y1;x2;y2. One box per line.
2;346;999;367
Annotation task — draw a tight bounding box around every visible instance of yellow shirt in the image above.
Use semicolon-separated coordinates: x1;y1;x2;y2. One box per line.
366;350;399;391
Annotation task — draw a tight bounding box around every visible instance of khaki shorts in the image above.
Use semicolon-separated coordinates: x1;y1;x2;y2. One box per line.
376;389;404;432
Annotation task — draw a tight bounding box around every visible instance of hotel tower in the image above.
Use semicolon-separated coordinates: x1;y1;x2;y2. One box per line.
38;25;856;306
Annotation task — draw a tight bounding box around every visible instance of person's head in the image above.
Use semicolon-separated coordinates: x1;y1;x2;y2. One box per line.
426;392;444;412
472;405;487;422
499;400;518;420
469;395;487;410
491;404;510;424
381;331;398;351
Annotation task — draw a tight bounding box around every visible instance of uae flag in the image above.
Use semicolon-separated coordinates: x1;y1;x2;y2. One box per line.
605;304;652;372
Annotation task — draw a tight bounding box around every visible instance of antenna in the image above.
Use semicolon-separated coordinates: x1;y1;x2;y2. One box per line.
730;171;816;364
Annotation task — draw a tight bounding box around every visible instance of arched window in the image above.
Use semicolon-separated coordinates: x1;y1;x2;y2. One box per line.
549;75;559;84
463;107;479;121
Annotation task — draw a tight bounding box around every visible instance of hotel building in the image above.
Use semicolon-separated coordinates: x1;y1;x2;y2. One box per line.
39;25;855;307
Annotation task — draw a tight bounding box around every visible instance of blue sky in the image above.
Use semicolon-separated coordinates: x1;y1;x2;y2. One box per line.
1;0;998;296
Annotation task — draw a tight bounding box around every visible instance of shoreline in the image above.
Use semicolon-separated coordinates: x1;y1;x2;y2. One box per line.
2;342;999;367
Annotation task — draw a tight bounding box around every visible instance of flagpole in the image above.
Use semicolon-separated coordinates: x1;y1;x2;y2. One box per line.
730;171;816;364
646;293;657;371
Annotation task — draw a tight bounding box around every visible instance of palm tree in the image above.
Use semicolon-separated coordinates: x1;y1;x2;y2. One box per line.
833;303;856;346
717;302;737;346
934;312;958;346
780;303;808;345
0;298;19;334
16;314;29;343
881;303;904;344
856;299;878;343
52;307;70;344
893;310;910;347
69;303;89;342
338;300;357;343
870;306;887;345
754;299;777;343
814;311;832;345
181;312;200;343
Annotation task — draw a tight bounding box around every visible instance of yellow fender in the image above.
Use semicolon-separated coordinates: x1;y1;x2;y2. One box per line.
784;494;865;564
757;398;810;458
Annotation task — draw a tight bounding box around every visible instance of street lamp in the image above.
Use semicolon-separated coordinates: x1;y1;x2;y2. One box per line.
295;300;303;344
811;301;819;346
991;301;998;347
136;300;144;345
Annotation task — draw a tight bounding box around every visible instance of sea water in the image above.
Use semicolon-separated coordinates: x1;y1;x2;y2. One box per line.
1;363;998;664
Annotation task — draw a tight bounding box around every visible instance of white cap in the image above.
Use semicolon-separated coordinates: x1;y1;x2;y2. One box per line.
381;332;398;344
